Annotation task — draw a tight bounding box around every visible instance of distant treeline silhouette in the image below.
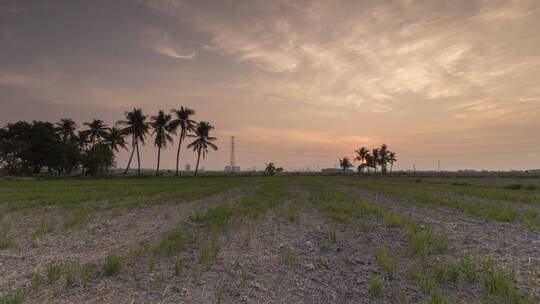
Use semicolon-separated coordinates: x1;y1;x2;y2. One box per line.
339;144;397;174
0;107;217;176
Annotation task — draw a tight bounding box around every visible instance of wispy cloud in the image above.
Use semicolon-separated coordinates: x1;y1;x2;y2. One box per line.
143;27;195;60
140;0;539;118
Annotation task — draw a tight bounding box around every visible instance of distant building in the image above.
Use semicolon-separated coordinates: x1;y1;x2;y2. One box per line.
225;165;241;173
185;164;191;171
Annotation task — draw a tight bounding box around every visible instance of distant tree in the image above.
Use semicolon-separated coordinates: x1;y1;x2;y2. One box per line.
388;151;397;173
53;142;81;174
355;147;370;173
339;157;353;174
117;108;150;175
264;162;274;176
364;150;376;174
82;119;109;148
378;144;390;174
169;107;196;176
81;143;115;175
0;122;30;174
150;110;174;176
0;121;66;174
354;144;397;175
105;126;128;153
187;121;218;176
55;118;78;143
77;130;91;151
370;148;380;173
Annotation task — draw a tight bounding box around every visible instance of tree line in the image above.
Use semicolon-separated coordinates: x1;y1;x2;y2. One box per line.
339;144;397;174
0;107;217;176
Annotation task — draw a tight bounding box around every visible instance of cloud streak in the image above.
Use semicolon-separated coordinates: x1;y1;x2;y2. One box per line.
143;27;195;60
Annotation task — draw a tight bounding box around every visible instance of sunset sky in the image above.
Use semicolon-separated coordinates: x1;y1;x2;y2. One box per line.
1;0;540;171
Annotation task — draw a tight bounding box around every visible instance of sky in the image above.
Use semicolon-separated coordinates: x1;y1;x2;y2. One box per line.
1;0;540;171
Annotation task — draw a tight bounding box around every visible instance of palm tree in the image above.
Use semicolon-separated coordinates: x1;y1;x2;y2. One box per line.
82;119;109;148
55;118;78;142
388;151;397;173
265;162;276;176
366;148;380;174
169;107;196;176
117;108;150;175
150;110;174;176
105;126;128;152
77;130;90;151
339;157;353;174
187;121;218;176
355;147;369;173
378;144;390;174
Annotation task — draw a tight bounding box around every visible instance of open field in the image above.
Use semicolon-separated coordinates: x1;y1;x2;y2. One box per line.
1;176;540;303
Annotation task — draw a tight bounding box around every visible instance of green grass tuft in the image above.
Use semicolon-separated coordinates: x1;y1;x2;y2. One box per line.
383;212;403;228
281;249;299;267
460;256;477;283
34;221;54;237
199;237;220;271
30;272;44;291
0;289;23;304
406;223;448;261
368;275;385;297
374;243;397;279
0;236;15;250
80;263;92;287
174;257;183;276
427;291;449;304
104;251;125;276
329;228;337;243
47;263;63;284
482;259;533;303
64;263;78;288
156;225;189;256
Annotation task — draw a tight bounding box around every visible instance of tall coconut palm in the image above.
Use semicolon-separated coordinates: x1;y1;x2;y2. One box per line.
187;121;218;176
378;144;390;174
82;119;109;148
169;107;196;176
117;108;150;175
369;148;380;173
339;157;353;174
150;110;174;176
355;147;369;173
105;126;128;152
388;151;397;173
55;118;78;143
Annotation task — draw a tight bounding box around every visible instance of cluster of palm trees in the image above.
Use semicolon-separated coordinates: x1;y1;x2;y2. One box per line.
58;107;217;176
339;144;397;174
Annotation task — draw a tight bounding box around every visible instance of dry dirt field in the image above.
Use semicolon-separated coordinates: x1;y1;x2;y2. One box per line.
1;175;540;303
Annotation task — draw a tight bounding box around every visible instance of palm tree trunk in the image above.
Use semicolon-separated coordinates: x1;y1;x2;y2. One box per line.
156;146;161;176
194;148;201;176
136;140;141;175
123;143;136;174
390;163;393;173
175;131;184;176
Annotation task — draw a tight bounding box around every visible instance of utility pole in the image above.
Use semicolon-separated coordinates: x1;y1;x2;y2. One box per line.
230;136;236;173
438;160;441;171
